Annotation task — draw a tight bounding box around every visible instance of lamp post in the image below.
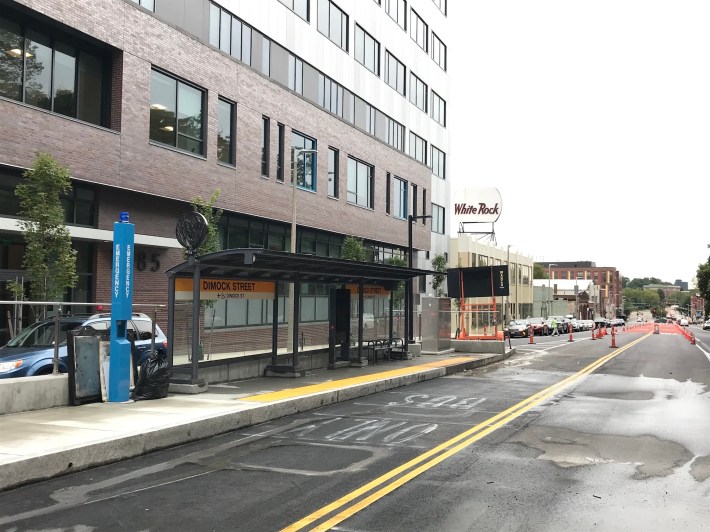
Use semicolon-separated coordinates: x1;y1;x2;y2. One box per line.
287;148;317;364
548;263;557;317
407;214;432;344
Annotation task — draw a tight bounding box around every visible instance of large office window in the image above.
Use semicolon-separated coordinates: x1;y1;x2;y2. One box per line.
279;0;310;21
432;203;445;234
318;0;349;51
431;145;446;179
320;75;344;117
410;10;428;51
277;123;285;181
0;16;107;126
209;3;252;66
385;51;405;96
150;69;205;155
328;147;339;198
393;177;407;220
129;0;155;11
409;132;427;165
262;116;270;176
432;32;447;70
217;98;235;165
288;55;303;93
409;72;427;112
385;0;407;30
432;0;446;15
412;184;418;218
292;131;317;191
431;90;446;126
355;25;380;76
347;157;373;208
385;172;391;214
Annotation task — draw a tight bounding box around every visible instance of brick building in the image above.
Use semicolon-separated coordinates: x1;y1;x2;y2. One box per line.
0;0;450;351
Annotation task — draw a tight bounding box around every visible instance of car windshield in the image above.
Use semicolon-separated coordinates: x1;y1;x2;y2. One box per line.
510;320;527;326
528;317;545;324
5;320;83;348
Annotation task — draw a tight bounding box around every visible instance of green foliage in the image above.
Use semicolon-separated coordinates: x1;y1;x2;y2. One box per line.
696;259;710;316
431;253;448;296
625;277;666;289
622;287;661;313
533;263;548;279
14;152;77;304
340;235;367;261
190;189;223;257
386;255;406;309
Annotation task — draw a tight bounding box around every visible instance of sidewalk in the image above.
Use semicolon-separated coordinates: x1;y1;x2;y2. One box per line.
0;350;513;492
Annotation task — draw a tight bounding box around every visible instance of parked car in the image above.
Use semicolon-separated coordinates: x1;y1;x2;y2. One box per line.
528;317;549;336
679;318;689;327
505;319;530;338
0;313;167;379
547;316;568;333
704;319;710;331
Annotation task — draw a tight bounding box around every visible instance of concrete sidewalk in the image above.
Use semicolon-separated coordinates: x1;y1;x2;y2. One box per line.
0;350;513;492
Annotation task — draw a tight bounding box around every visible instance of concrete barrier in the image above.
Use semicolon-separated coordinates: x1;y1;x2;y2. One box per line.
451;339;507;355
0;374;69;415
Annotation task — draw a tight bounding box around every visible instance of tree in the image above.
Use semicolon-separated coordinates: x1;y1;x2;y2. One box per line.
340;235;367;261
533;263;548;279
386;255;407;309
430;253;448;296
190;189;223;257
696;259;710;316
11;152;78;314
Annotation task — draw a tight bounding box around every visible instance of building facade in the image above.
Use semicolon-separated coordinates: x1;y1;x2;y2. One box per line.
0;0;450;348
539;261;622;318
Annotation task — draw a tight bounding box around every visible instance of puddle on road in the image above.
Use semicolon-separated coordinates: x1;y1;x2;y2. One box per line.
690;455;710;482
510;425;693;480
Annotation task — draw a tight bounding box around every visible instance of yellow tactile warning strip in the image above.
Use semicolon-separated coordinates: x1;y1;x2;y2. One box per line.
238;357;478;403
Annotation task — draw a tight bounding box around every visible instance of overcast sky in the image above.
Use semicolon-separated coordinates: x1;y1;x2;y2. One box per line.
448;1;710;287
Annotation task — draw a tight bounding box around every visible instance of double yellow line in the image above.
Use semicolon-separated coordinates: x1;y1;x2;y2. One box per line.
283;332;651;531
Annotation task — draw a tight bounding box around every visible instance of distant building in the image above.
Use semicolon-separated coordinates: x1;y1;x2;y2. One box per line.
674;279;689;291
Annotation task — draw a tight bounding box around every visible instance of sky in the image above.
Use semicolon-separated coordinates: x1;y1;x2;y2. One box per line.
448;1;710;287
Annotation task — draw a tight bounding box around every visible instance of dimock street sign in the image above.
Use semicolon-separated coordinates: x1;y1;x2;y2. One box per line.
175;278;275;300
452;187;503;224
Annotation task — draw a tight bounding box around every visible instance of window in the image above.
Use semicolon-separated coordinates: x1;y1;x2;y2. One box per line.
62;184;96;226
410;10;428;51
385;172;391;214
355;25;380;75
412;184;418;218
209;3;252;66
279;0;310;21
318;0;349;51
385;51;405;96
432;203;445;234
409;132;427;164
409;72;427;112
288;54;303;93
129;0;155;11
320;75;344;117
277;123;285;181
217;98;235;165
0;16;107;127
432;0;446;15
347;157;373;208
431;90;446;126
393;177;408;220
432;32;447;70
292;131;317;191
150;69;205;155
328;147;339;197
261;116;270;176
385;0;407;30
422;189;427;224
431;145;445;178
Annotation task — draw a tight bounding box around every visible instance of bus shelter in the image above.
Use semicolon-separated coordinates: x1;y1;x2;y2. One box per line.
165;248;432;382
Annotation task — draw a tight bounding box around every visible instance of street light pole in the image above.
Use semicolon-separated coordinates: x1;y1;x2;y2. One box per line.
506;245;512;323
287;148;317;364
407;214;432;345
548;263;557;317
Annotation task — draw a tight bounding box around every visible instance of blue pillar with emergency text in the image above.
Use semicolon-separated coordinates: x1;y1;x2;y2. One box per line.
109;211;134;402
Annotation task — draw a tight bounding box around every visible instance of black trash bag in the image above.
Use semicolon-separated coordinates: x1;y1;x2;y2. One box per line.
132;351;170;400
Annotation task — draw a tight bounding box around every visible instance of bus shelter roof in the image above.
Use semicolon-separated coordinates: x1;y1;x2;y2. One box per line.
165;248;434;285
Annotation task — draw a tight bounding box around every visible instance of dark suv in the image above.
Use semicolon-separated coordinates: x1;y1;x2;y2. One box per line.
0;313;167;379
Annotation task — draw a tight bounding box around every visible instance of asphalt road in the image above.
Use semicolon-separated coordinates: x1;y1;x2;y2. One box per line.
1;326;709;531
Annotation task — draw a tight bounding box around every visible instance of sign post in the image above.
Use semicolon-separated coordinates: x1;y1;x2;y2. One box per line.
109;211;134;402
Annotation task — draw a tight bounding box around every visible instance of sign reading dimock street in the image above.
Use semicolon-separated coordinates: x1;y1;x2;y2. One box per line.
175;278;275;300
452;187;502;224
346;284;391;296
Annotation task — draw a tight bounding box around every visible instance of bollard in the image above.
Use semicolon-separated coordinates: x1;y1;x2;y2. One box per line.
568;325;574;342
691;333;696;345
610;327;617;348
591;326;597;340
529;325;535;344
653;324;659;334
